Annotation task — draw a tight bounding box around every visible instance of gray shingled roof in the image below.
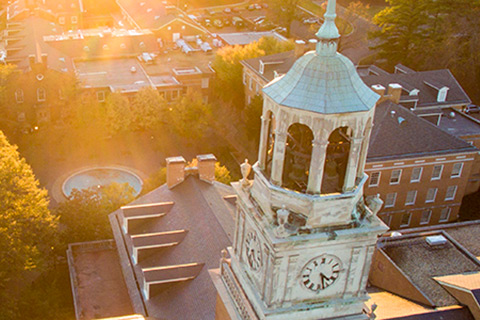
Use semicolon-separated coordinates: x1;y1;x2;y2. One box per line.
242;50;295;83
111;176;235;320
367;101;477;161
362;69;471;108
263;50;379;114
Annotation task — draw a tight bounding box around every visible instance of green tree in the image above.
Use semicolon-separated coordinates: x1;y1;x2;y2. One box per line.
168;89;212;140
244;94;263;145
0;131;58;296
369;0;430;67
267;0;300;37
131;87;167;131
55;182;135;246
105;92;133;134
141;167;167;195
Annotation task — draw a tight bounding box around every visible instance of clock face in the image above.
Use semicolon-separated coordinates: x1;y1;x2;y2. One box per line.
301;254;341;292
245;231;262;271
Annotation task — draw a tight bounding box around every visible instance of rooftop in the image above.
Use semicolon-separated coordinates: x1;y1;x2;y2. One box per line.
67;240;134;320
74;58;153;92
116;0;175;30
109;176;236;320
367;101;477;161
435;108;480;138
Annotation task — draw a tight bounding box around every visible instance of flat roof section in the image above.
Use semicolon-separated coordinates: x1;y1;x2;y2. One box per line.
67;240;134;320
217;31;287;46
75;58;152;92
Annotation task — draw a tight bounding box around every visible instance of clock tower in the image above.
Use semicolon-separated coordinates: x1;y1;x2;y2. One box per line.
210;1;388;319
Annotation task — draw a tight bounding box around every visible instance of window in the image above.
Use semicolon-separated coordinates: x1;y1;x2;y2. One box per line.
243;72;247;85
369;172;381;187
201;78;209;89
410;167;423;183
445;185;457;201
425;188;437;203
71;16;78;24
431;165;443;180
249;77;253;90
439;207;451;222
171;90;178;100
37;88;46;102
390;169;402;184
380;214;392;226
59;16;65;25
15;89;24;103
384;193;397;208
451;163;463;178
96;91;105;102
405;190;417;205
400;212;411;227
420;210;432;225
255;82;259;94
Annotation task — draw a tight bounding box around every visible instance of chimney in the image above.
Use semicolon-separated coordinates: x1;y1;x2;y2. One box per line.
371;84;386;96
307;39;318;51
166;156;186;189
41;53;48;68
196;154;216;184
294;40;306;58
387;83;402;104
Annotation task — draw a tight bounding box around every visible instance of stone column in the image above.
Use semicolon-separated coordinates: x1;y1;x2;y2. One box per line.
307;139;329;194
258;115;271;169
270;131;287;186
357;123;373;179
343;137;363;192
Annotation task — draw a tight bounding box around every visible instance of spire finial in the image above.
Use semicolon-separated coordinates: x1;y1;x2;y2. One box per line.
315;0;340;55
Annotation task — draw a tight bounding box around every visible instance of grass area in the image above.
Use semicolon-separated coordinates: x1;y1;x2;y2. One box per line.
298;0;354;35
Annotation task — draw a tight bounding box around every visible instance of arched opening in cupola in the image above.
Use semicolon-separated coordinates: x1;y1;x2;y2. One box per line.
282;123;313;193
322;127;351;194
264;111;276;178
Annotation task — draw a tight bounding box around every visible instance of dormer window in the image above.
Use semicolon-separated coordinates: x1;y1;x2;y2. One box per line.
437;87;449;102
15;89;24;103
259;61;265;75
37;88;46;102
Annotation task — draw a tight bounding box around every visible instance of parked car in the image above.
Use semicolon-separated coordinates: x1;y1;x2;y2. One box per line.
247;4;255;10
254;3;262;9
465;104;480;114
224;7;231;13
303;17;319;24
213;19;224;28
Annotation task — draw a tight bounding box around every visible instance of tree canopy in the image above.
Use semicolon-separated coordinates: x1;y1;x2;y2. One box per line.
370;0;480;101
0;130;58;288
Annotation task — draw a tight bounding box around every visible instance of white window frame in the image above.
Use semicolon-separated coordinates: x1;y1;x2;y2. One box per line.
369;172;381;187
59;16;65;25
243;72;247;85
255;82;259;94
439;207;451;222
381;214;392;226
201;78;209;89
15;89;24;103
405;190;417;206
420;210;432;225
71;15;78;24
451;163;463;178
445;185;457;201
249;77;253;90
400;212;412;227
425;188;437;203
390;169;402;185
410;167;423;183
37;87;46;102
96;90;105;102
384;193;397;208
431;164;443;180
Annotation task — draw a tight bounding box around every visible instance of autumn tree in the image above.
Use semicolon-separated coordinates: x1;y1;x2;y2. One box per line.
105;92;133;134
0;131;58;300
131;87;167;131
212;36;294;108
55;182;135;247
168;89;212;140
244;94;263;146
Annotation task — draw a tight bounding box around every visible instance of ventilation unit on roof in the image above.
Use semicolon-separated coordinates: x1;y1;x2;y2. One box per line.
426;235;447;246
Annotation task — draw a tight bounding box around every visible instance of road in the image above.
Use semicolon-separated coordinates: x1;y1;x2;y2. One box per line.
305;0;379;64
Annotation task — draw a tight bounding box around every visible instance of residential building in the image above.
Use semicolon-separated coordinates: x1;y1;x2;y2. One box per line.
364;101;478;229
